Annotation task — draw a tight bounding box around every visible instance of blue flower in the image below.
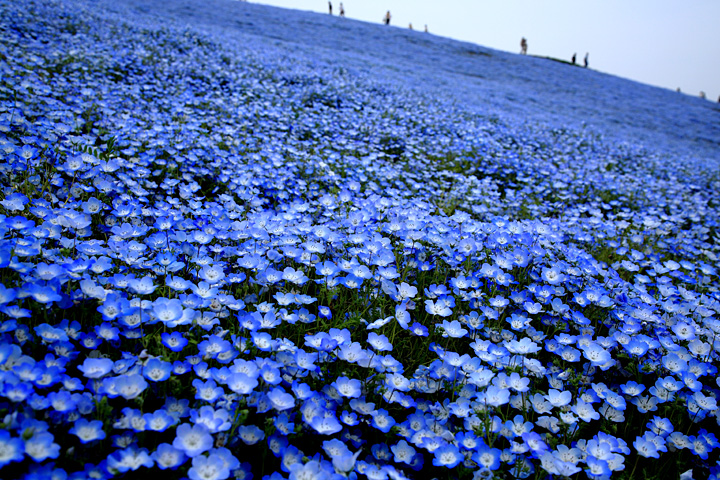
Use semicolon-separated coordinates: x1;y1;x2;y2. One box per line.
267;386;296;411
78;357;114;379
107;446;154;472
367;332;392;352
189;452;231;480
0;430;24;467
161;331;189;352
69;418;106;443
152;443;187;470
634;434;660;458
24;431;60;461
432;443;463;468
238;424;265;445
173;423;214;457
332;376;362;398
425;299;452;317
144;410;177;432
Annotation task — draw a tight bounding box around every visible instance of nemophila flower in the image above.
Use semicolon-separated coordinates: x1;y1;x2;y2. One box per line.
409;322;429;337
580;342;614;369
585;456;611;477
193;379;224;402
153;298;184;324
544;389;572;408
78;357;114;378
144;410;177;432
690;391;718;412
107;446;154;473
189;452;231;480
153;443;187;470
24;283;62;304
483;385;511;407
437;319;467;338
34;324;69;344
198;335;233;360
634;434;660;458
128;276;157;295
267;386;295;411
0;192;29;211
367;332;392;352
505;337;541;355
174;423;214;457
162;331;189;352
111;373;148;400
0;430;24;468
24;431;60;461
425;299;452;317
252;332;277;352
237;424;265;445
647;417;674;437
70;418;106;443
631;395;659;413
47;389;77;412
620;381;645;397
430;443;462;468
143;358;172;382
282;267;308;285
95;322;120;342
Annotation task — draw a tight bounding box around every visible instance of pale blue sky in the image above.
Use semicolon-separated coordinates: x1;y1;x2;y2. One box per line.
253;0;720;101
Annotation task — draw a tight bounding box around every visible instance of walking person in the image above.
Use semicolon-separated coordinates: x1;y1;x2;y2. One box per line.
571;53;576;65
383;10;391;25
339;2;344;17
328;1;332;15
520;37;528;55
584;53;589;68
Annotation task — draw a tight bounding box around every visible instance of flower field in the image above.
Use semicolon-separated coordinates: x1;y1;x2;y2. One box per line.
1;0;720;478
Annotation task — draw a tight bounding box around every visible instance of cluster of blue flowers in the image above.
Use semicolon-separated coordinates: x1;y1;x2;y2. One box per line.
0;0;719;479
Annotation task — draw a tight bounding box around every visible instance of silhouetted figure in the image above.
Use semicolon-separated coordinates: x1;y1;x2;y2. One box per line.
339;2;345;17
520;37;527;55
383;10;391;25
424;24;428;33
584;53;589;68
328;1;332;15
677;87;681;93
700;91;706;99
409;23;413;30
571;53;576;65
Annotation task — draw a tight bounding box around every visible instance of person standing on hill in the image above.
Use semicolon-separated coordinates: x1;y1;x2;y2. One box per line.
520;37;528;55
328;1;332;15
571;53;576;65
584;53;589;68
383;11;391;25
339;3;345;17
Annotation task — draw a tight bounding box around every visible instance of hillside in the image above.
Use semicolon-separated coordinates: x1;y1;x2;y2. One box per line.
1;0;719;479
131;0;720;160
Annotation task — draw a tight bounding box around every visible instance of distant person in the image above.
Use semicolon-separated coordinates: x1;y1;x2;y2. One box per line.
571;53;576;65
520;37;528;55
409;23;413;30
328;1;332;15
584;53;589;68
383;10;391;25
424;24;428;33
339;2;345;17
677;87;681;93
699;91;706;99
